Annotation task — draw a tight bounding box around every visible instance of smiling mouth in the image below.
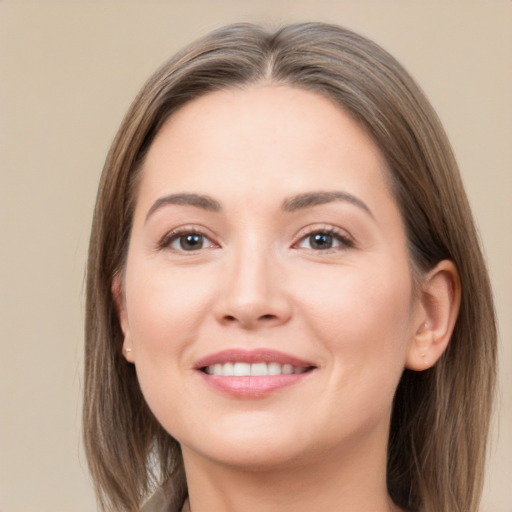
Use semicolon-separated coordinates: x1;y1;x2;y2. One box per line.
195;349;316;397
202;362;314;376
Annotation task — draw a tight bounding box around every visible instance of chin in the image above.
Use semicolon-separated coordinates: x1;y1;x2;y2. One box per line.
175;414;318;471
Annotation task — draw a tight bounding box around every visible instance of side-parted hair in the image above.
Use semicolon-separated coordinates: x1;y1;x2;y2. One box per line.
84;22;496;512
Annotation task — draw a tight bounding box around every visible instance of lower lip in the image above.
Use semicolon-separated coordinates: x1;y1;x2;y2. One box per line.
198;371;312;398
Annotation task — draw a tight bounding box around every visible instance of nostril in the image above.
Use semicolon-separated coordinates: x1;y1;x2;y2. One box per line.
221;313;278;326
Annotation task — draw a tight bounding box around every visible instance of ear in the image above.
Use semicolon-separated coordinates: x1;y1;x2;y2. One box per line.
406;260;461;371
112;274;135;364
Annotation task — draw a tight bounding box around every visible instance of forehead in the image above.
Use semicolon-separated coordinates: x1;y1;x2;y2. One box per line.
138;84;394;213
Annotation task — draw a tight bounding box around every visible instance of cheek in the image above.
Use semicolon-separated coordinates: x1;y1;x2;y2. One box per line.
297;261;413;371
122;263;214;424
301;267;413;433
124;261;216;361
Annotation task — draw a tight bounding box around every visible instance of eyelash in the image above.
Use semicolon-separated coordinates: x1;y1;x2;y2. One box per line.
157;225;354;253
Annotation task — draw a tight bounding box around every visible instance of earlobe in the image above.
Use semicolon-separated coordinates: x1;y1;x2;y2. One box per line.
112;274;135;364
406;260;461;371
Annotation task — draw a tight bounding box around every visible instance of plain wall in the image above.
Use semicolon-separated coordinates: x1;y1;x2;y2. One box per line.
0;1;510;511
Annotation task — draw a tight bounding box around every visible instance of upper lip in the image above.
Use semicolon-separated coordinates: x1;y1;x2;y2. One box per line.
194;349;315;370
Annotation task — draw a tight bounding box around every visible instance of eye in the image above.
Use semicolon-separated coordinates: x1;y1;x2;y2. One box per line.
161;230;217;252
296;230;352;251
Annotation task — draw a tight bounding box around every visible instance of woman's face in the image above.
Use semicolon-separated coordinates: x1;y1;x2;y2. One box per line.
118;85;423;470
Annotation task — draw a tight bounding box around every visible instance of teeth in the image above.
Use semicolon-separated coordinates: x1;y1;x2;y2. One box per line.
251;362;267;376
205;362;308;377
222;362;234;376
233;362;251;376
268;362;281;375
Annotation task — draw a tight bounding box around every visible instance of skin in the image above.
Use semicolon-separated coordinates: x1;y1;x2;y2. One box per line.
115;85;460;512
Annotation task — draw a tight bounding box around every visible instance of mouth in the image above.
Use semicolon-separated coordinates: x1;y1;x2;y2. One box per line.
194;349;316;398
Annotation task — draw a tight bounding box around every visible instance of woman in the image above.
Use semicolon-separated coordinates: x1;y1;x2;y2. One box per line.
84;23;496;512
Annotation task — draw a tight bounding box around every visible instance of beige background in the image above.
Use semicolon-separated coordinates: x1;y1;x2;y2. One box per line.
0;1;510;511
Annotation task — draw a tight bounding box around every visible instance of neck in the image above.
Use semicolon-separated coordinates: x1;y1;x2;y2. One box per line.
181;432;401;512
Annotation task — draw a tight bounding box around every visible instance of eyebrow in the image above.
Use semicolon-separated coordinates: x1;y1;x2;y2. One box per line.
145;193;221;222
282;191;373;217
145;190;373;222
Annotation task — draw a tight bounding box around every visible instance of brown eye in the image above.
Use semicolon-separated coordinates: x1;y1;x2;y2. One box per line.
297;231;351;251
168;233;212;251
308;233;334;250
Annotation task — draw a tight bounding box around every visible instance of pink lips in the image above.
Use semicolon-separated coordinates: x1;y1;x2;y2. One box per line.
195;349;314;368
194;349;315;398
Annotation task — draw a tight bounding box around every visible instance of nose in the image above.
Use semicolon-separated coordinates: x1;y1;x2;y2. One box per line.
213;245;292;330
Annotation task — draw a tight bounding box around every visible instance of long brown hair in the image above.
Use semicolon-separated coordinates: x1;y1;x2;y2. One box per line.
84;22;496;512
